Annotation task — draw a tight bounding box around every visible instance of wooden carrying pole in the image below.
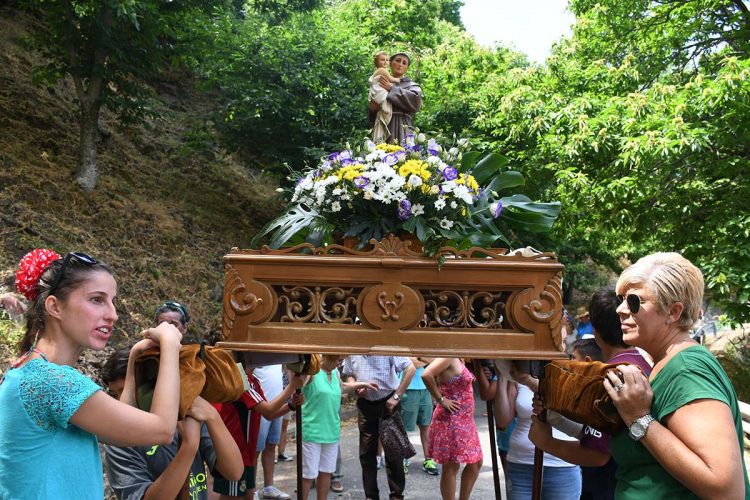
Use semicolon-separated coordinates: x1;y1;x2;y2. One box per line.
531;443;544;500
531;361;548;500
296;388;303;500
486;399;502;500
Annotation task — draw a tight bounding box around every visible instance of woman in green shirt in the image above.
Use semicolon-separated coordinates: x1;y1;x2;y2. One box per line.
603;252;748;499
300;355;378;500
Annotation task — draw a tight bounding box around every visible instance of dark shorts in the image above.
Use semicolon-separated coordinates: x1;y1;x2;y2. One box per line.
213;465;256;496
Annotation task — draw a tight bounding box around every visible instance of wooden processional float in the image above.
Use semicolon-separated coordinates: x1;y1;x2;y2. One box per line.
218;234;567;500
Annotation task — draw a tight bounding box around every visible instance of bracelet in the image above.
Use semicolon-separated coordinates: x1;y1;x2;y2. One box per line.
437;396;445;404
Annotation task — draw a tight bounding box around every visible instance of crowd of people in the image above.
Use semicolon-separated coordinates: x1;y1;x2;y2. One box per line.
0;249;748;500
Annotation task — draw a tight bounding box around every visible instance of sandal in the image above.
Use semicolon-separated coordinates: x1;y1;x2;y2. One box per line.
330;479;344;493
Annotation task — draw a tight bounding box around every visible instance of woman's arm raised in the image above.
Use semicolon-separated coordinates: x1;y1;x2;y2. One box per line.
71;322;183;446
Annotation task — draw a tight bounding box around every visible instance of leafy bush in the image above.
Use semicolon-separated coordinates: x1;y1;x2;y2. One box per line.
717;330;750;403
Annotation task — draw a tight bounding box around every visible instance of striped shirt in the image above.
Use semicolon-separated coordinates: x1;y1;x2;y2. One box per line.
342;356;412;401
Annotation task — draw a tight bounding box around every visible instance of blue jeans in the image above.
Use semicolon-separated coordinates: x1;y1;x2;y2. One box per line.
506;461;581;500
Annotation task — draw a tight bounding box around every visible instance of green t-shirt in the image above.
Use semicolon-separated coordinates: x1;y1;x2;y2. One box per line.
610;345;750;499
301;368;341;443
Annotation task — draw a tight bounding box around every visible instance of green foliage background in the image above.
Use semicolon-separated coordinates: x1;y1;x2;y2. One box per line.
6;0;750;325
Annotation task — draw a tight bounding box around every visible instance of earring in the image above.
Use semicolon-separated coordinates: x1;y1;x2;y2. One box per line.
666;319;672;325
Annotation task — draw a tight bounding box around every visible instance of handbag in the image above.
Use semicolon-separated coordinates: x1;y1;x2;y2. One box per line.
539;360;632;435
379;409;417;460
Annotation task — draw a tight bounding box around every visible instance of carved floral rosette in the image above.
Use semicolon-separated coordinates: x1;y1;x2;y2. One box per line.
220;235;565;359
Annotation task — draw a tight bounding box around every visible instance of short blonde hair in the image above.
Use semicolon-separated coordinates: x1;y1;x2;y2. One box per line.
616;252;704;330
373;51;389;65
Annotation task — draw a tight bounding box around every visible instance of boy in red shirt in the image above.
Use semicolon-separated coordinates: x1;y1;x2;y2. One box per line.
213;364;305;499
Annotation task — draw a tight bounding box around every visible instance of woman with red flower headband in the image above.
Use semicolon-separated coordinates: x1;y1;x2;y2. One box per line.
0;248;184;499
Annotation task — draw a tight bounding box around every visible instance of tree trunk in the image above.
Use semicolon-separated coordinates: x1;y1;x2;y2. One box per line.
562;270;574;305
75;104;100;192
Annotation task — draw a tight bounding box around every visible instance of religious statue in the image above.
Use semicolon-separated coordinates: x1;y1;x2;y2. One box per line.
368;51;422;145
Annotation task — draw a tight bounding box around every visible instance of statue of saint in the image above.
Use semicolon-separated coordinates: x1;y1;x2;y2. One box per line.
368;52;422;145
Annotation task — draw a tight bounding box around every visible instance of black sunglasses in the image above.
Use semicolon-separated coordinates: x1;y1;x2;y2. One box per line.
616;293;647;314
48;252;98;296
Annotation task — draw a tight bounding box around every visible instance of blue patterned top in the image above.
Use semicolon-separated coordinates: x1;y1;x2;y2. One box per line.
0;358;103;499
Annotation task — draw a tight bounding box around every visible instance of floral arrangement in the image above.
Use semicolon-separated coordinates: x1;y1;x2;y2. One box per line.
253;133;560;254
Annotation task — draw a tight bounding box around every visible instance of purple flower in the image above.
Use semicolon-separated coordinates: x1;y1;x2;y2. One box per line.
490;201;503;219
405;144;422;153
340;158;355;166
428;139;440;155
328;151;340;162
321;160;333;171
397;199;413;220
404;133;416;147
442;167;458;181
340;150;353;160
383;153;399;166
353;176;370;188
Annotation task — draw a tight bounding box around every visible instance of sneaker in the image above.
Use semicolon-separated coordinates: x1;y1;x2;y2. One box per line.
403;458;410;474
261;485;291;499
277;453;293;462
330;479;344;493
253;493;260;500
422;458;439;476
376;455;384;470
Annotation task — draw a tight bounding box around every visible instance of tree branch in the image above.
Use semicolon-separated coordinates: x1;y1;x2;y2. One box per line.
62;0;86;108
0;215;62;247
732;0;749;15
86;5;113;106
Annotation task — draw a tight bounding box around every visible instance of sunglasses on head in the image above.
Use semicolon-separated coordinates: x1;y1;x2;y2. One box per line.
159;300;190;324
48;252;98;296
616;293;647;314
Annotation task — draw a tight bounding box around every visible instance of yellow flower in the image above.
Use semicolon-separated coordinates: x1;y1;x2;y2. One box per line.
461;207;467;217
398;160;431;182
456;174;480;192
336;164;365;182
376;144;405;153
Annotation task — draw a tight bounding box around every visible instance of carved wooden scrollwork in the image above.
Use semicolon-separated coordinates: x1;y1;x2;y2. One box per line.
369;234;424;256
422;290;506;328
377;291;404;321
223;266;276;334
276;285;358;323
222;236;565;358
359;285;423;330
507;272;564;350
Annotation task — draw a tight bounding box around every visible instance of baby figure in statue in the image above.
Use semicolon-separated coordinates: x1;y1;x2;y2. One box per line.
369;51;401;142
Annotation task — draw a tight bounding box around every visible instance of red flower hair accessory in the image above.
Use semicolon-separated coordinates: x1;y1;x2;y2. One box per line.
15;249;61;301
